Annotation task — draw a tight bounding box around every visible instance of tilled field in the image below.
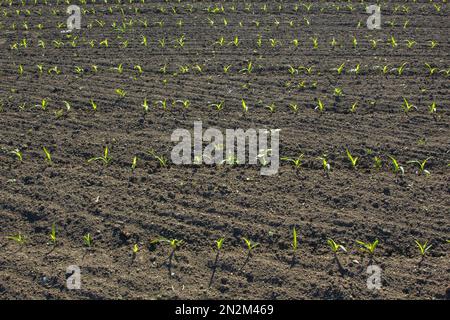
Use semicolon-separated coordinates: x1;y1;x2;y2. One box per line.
0;1;449;299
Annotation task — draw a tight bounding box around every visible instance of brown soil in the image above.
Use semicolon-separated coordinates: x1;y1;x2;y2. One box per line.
0;1;449;300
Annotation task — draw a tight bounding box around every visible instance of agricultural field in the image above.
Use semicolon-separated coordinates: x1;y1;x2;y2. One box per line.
0;0;449;301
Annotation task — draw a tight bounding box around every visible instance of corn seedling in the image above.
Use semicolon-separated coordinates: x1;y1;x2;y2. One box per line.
335;63;345;75
89;99;97;111
151;238;184;250
83;233;92;247
318;156;331;173
281;154;304;170
373;156;382;169
401;97;417;114
291;227;298;252
88;146;112;165
356;239;379;256
241;99;248;113
352;36;357;48
370;39;379;49
428;101;437;114
147;149;168;167
315;99;325;113
345;149;359;168
49;223;57;244
327;239;346;254
310;36;318;49
240;61;253;74
415;240;431;257
215;238;225;251
155;99;168;110
131;156;138;171
132;244;139;254
265;103;276;113
429;40;438;49
113;63;123;74
407;158;431;175
209;101;224;112
142;98;149;112
405;39;416;48
388;155;404;175
42;147;52;164
7;233;25;245
10;149;23;162
298;66;313;75
39;98;48;110
424;63;438;76
134;65;143;75
115;88;127;98
389;35;397;48
288;103;299;113
18;64;24;76
396;62;408;76
333;87;343;97
350;102;358;113
242;237;259;254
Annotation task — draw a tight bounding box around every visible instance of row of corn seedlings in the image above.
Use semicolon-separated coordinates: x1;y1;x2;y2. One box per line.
7;146;445;176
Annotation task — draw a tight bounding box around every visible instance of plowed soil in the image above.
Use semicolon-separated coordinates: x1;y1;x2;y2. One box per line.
0;1;449;300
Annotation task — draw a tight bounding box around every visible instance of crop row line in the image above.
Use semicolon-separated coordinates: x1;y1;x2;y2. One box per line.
3;145;448;174
5;226;449;269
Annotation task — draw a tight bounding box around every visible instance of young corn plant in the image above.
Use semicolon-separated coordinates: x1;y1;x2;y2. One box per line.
209;101;224;112
396;62;408;76
349;102;359;113
356;239;379;256
242;237;259;256
49;223;57;245
288;103;299;113
310;36;318;49
407;158;431;176
209;237;225;287
10;149;23;162
42;147;52;165
132;244;139;259
424;63;438;76
88;146;112;165
291;227;298;252
345;149;359;169
7;233;25;245
215;238;225;252
318;156;331;175
142;98;149;113
147;149;168;167
315;98;325;113
428;101;437;114
241;99;248;113
151;238;184;251
327;238;347;255
281;154;304;171
115;88;127;99
401;97;417;114
415;240;431;259
388;155;404;176
240;61;253;74
335;63;345;75
83;233;93;247
89;99;97;111
373;156;382;169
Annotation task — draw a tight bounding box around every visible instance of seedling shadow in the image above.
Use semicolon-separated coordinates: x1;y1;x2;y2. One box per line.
45;245;57;256
239;252;252;273
334;255;348;276
290;253;297;269
160;249;178;277
208;252;220;288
